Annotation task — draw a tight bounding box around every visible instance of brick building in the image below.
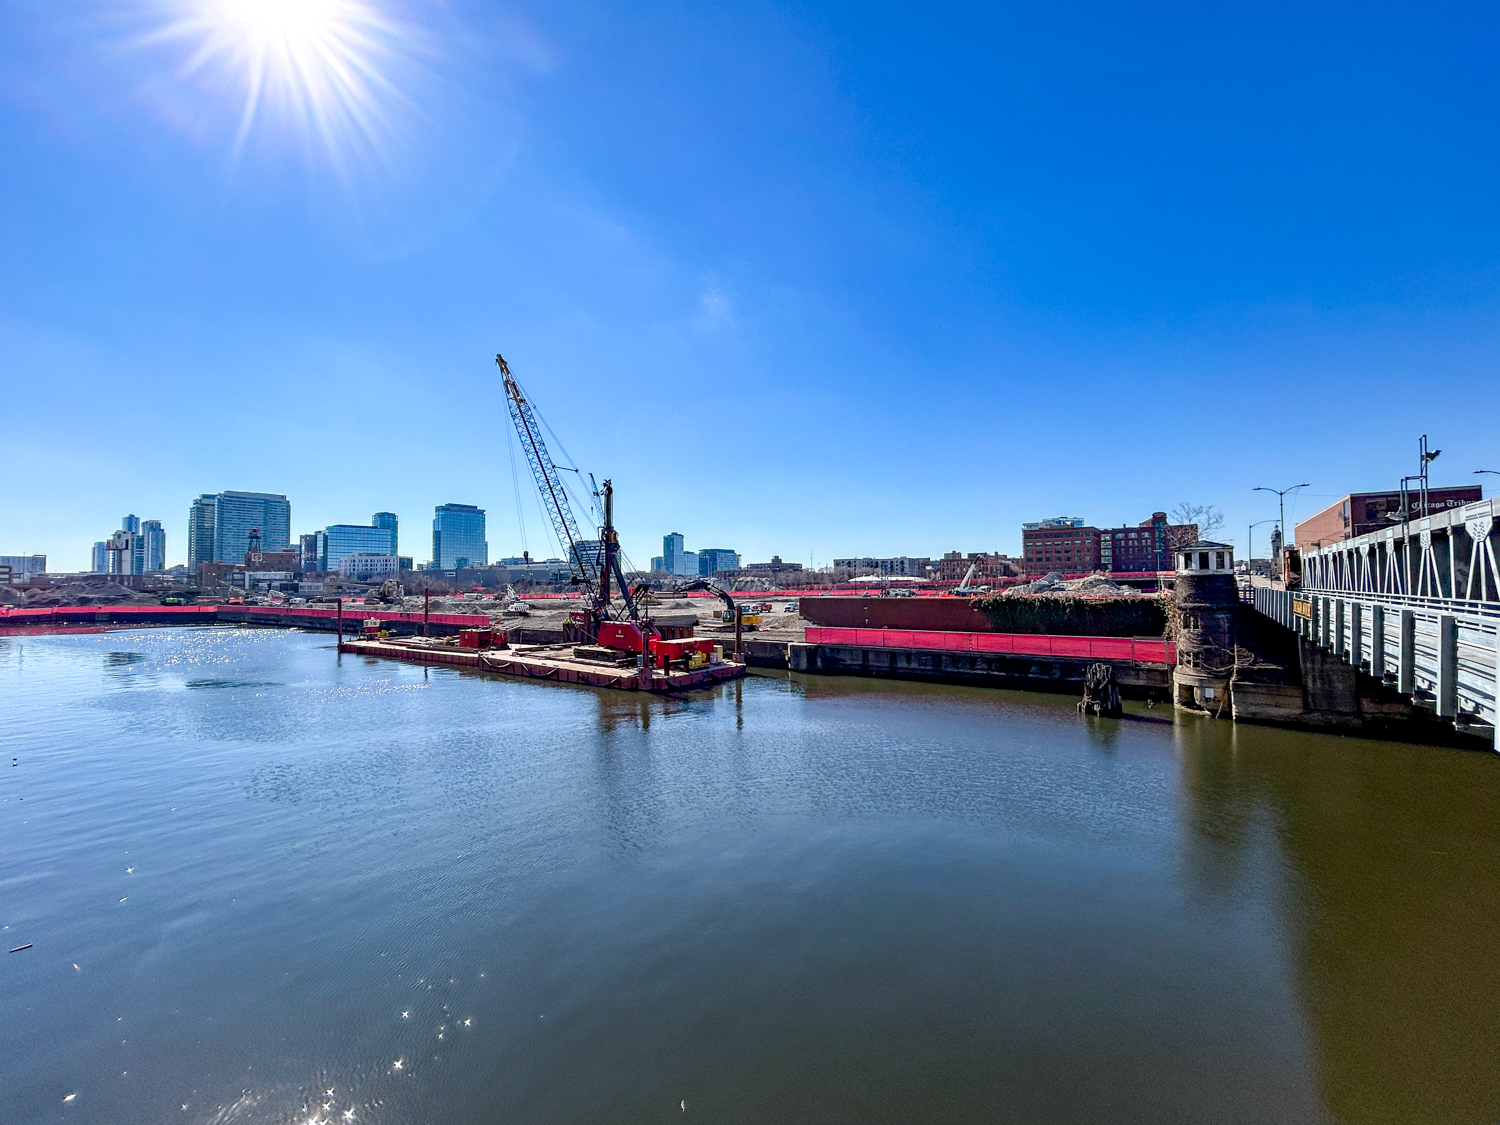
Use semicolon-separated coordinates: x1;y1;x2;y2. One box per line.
1022;512;1195;575
1293;487;1482;550
1099;512;1194;573
937;551;1022;582
1021;518;1100;575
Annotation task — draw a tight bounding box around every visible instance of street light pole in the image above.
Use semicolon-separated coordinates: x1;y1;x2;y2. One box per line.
1253;483;1310;579
1248;519;1278;579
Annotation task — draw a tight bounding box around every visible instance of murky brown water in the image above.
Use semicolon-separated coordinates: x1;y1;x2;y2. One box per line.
3;627;1498;1124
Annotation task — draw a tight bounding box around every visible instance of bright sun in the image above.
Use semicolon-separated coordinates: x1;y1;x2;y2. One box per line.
155;0;406;160
217;0;337;39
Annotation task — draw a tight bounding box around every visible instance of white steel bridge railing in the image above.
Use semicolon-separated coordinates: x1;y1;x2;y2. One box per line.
1253;582;1500;750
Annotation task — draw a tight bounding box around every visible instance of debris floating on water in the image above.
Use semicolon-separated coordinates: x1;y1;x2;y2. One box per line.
11;944;33;952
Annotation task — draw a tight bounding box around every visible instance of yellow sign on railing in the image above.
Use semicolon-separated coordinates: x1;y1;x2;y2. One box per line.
1292;596;1313;620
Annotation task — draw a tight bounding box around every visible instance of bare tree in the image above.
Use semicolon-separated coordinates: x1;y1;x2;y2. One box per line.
401;571;454;594
1168;503;1225;546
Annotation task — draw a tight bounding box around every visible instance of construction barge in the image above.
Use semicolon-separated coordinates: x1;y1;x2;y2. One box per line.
340;353;748;694
339;632;745;691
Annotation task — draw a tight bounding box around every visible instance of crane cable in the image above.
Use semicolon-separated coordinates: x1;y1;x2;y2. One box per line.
505;422;529;557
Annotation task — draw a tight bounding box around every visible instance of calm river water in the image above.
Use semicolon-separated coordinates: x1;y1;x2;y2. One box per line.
3;626;1499;1124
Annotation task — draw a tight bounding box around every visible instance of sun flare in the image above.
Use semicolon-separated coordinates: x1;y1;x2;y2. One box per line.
154;0;409;162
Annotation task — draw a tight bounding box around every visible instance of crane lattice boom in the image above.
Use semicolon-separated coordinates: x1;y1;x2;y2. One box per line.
497;354;595;590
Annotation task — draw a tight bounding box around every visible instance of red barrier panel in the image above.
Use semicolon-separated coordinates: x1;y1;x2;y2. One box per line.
805;627;1174;664
236;606;492;627
0;605;494;630
0;606;218;621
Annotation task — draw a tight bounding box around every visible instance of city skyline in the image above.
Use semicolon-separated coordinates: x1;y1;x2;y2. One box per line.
8;476;1498;577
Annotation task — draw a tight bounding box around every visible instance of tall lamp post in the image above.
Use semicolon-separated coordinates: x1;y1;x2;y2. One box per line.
1253;483;1309;579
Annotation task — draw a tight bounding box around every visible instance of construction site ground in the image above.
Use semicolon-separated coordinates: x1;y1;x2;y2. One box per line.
402;594;812;643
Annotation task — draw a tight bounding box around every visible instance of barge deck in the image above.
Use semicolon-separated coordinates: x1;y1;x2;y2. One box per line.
340;636;747;692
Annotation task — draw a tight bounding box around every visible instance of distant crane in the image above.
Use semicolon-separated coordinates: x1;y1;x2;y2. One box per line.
496;354;638;642
953;559;991;597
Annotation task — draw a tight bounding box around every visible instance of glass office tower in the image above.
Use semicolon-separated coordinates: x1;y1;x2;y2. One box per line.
317;524;397;573
213;492;291;563
432;504;487;569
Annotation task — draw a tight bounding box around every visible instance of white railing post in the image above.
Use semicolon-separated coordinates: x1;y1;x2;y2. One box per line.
1494;635;1500;752
1437;615;1458;718
1398;610;1416;695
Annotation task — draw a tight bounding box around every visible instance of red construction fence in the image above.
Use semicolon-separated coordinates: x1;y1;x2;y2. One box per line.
0;605;494;628
805;627;1174;665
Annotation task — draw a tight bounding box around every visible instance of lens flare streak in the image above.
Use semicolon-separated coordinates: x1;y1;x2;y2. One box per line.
149;0;411;164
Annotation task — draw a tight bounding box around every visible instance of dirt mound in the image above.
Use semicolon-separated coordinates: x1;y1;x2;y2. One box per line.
23;582;157;607
1063;574;1136;596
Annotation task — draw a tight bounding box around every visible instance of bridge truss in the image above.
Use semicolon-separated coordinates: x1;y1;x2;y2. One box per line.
1259;498;1500;748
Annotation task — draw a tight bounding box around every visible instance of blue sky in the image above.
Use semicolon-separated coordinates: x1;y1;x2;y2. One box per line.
3;1;1498;571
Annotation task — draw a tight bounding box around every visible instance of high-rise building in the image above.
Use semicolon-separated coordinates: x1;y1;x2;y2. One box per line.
372;512;398;555
432;504;487;569
188;495;217;571
299;533;320;573
697;548;741;576
662;532;685;575
316;524;397;573
106;515;166;574
677;551;698;576
134;520;165;573
572;538;604;576
213;492;291;563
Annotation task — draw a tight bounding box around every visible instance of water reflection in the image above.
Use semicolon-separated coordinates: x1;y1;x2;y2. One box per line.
1176;719;1500;1124
7;628;1500;1124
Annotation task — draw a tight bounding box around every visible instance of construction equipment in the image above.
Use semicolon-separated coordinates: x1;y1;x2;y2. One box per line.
675;578;744;659
498;354;639;644
953;560;992;597
494;351;746;670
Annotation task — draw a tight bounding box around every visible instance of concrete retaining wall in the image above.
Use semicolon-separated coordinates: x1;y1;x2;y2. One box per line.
786;642;1170;696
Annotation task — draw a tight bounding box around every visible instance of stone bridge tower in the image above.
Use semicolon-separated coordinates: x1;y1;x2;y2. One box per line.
1172;540;1238;712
